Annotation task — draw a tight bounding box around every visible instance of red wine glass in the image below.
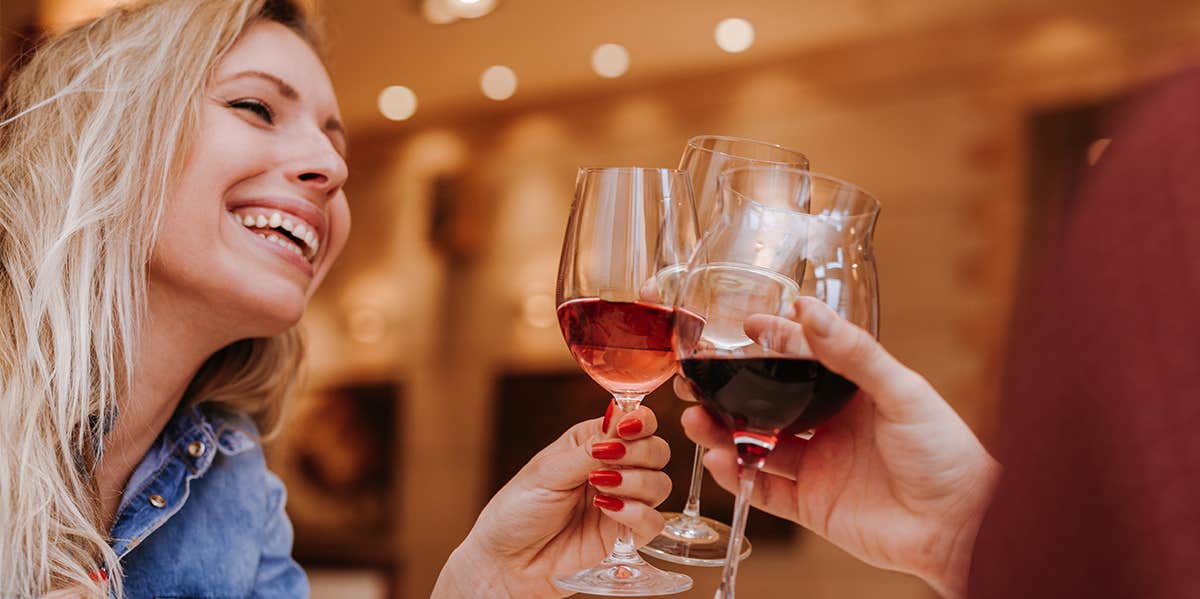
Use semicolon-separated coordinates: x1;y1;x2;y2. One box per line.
673;166;880;598
553;167;698;596
645;135;810;566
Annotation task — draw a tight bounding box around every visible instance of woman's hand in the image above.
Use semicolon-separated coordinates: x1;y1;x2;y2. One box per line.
681;297;1000;599
433;405;672;598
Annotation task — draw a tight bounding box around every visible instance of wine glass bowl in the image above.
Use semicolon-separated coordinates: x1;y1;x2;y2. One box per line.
557;298;678;398
683;135;811;228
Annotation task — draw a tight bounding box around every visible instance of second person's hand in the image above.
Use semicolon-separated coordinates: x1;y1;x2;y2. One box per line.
681;297;1000;599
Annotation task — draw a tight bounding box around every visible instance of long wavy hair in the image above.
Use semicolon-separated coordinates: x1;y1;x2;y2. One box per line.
0;0;317;595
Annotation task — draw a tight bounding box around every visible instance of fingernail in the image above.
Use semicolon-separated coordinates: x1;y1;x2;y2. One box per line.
804;300;834;337
601;400;614;434
591;441;626;460
588;469;623;487
617;417;643;438
593;494;625;512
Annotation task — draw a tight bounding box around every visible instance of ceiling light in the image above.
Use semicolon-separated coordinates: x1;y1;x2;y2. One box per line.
378;86;418;121
449;0;497;19
591;43;630;79
480;65;518;101
421;0;458;24
715;18;755;54
421;0;498;24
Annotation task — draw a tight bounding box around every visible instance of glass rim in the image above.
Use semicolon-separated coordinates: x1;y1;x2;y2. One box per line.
717;166;882;216
684;135;810;167
578;166;689;176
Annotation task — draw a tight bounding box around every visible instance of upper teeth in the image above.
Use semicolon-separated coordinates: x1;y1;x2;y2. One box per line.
237;210;320;260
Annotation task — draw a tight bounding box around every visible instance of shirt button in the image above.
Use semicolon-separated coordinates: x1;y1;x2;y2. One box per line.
187;440;207;458
149;494;167;509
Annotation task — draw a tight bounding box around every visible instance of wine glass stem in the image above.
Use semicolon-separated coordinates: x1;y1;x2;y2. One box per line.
714;462;758;599
607;394;645;564
682;444;707;519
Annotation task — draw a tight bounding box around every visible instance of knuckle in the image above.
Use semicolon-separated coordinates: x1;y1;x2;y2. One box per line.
844;328;878;365
565;419;597;444
639;511;666;537
652;437;671;468
639;410;658;433
893;370;932;401
656;472;673;502
767;320;792;351
674;376;697;402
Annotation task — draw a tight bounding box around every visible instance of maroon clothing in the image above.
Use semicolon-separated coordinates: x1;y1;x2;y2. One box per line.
969;69;1200;597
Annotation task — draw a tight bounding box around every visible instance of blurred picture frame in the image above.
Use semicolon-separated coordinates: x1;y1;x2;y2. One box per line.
266;380;401;570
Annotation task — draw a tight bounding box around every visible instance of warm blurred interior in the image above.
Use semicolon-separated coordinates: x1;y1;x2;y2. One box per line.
3;0;1199;597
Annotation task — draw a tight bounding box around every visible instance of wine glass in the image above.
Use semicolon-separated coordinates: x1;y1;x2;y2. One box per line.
553;167;697;596
643;135;810;566
673;166;880;598
682;135;810;227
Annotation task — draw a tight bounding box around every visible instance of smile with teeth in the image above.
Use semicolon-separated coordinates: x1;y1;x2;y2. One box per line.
232;209;321;262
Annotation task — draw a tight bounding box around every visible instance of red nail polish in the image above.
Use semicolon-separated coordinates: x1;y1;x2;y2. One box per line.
588;469;623;487
591;441;626;460
617;418;643;437
601;400;614;434
593;494;625;511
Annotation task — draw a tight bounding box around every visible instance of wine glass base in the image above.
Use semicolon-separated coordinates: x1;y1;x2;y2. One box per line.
639;513;752;567
661;512;721;543
553;556;693;596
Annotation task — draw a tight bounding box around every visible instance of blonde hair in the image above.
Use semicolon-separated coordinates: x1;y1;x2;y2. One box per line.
0;0;317;595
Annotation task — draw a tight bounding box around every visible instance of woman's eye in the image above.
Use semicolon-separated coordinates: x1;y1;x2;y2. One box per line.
228;98;274;124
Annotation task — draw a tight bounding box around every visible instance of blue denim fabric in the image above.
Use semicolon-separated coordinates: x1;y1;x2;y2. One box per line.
109;405;308;598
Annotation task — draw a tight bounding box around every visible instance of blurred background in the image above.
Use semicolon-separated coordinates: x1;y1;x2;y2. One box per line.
3;0;1199;597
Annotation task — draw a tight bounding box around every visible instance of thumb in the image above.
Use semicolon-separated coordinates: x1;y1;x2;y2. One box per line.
795;297;939;424
522;406;659;492
515;418;605;493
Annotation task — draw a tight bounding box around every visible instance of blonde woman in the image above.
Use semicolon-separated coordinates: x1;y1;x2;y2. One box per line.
0;1;671;596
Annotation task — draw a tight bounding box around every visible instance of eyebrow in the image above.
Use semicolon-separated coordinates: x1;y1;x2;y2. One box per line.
222;69;349;157
227;69;299;99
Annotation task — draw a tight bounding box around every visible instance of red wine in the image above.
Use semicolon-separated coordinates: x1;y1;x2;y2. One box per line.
558;298;677;395
679;357;857;458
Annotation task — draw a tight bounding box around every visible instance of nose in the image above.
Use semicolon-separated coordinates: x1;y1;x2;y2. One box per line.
285;132;348;199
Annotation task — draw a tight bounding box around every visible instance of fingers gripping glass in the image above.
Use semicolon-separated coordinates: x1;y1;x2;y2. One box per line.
673;167;880;598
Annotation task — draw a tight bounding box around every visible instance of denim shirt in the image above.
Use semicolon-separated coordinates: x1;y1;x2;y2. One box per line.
109;404;309;598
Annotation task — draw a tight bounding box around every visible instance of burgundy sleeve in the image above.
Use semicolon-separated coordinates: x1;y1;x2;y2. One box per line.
968;68;1200;598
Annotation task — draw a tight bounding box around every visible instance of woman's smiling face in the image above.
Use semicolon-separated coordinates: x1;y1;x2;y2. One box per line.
150;20;350;338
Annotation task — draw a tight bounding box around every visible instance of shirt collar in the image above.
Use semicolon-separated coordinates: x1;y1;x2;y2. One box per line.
108;403;260;557
162;404;258;458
